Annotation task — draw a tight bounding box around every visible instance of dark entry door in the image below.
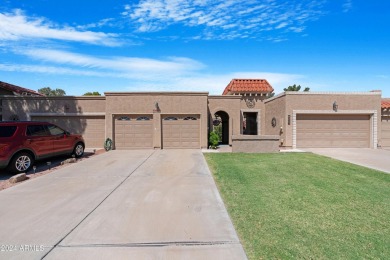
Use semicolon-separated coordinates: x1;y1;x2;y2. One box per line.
244;112;258;135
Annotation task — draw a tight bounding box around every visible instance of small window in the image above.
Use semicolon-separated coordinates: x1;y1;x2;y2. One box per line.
137;116;150;121
47;124;65;136
0;126;17;137
118;116;130;121
183;116;197;120
27;125;49;136
164;117;178;120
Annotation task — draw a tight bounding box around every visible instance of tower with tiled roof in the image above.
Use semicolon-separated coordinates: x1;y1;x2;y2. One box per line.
222;79;274;97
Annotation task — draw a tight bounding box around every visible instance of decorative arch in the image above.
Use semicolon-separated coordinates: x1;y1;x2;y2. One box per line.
213;110;230;144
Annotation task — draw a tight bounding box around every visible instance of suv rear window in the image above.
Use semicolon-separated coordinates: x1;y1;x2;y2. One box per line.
27;125;50;136
0;126;17;137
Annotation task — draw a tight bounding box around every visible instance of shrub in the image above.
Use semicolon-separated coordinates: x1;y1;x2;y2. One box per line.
209;131;219;149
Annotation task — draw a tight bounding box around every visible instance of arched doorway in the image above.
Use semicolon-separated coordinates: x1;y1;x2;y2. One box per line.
213;111;229;144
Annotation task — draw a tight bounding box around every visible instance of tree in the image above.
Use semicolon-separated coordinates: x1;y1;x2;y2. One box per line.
83;92;102;96
38;87;66;96
284;84;310;92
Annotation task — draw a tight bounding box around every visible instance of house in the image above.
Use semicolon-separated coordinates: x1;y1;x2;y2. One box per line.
1;79;389;151
0;81;44;121
0;81;44;97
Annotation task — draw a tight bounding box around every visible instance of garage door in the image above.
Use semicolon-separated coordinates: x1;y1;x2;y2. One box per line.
162;115;200;149
382;116;390;148
296;114;371;148
114;115;153;149
31;116;105;148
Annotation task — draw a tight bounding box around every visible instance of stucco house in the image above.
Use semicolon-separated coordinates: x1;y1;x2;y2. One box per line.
1;79;389;151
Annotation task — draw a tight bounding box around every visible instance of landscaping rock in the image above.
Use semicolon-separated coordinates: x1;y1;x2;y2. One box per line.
60;158;77;165
9;173;28;184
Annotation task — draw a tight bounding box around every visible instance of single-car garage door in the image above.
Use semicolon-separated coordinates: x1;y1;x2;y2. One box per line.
31;116;105;148
382;116;390;148
162;115;200;148
296;114;371;148
114;115;153;149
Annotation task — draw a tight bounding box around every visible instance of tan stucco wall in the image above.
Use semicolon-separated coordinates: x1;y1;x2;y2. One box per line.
265;92;382;148
264;95;285;145
2;96;106;121
105;92;209;148
208;96;241;145
232;135;279;153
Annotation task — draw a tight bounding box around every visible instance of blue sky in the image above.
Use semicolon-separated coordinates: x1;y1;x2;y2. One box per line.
0;0;389;96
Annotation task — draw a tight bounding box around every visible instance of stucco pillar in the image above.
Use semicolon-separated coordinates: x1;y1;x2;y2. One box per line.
153;113;161;149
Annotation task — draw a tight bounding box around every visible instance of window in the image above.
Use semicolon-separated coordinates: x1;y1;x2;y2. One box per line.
47;124;65;136
137;116;150;121
0;126;17;137
118;116;130;121
164;117;178;120
27;125;49;136
183;116;197;120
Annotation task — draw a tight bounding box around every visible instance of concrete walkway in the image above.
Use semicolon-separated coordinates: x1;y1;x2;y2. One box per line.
304;148;390;174
0;150;246;260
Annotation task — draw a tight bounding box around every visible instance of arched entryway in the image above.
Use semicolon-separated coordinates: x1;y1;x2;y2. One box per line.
213;111;229;144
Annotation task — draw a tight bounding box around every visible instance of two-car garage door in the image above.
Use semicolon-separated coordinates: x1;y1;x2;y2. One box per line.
114;114;201;149
296;114;371;148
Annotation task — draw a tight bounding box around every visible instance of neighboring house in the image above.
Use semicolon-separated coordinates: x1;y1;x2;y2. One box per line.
1;79;389;150
0;81;44;121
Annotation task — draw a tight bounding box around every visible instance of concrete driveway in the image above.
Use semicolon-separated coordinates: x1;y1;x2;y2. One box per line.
0;150;246;260
304;148;390;174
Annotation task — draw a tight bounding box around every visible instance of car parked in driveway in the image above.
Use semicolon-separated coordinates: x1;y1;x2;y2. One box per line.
0;121;85;173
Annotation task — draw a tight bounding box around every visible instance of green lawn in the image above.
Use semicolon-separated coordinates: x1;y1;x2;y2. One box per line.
204;153;390;260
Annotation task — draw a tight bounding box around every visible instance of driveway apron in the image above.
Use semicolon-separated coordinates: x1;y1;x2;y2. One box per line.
304;148;390;174
0;150;246;260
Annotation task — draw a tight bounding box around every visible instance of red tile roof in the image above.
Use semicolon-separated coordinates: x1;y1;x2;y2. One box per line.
222;79;274;95
382;99;390;109
0;81;45;96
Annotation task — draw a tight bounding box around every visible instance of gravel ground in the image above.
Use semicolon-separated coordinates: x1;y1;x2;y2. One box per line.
0;149;106;191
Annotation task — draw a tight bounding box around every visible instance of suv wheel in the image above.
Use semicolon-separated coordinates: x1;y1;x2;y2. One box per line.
9;152;34;173
73;143;84;158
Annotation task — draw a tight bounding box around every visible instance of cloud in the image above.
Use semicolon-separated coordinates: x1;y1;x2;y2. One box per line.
3;45;303;94
342;0;353;13
124;0;326;40
15;48;204;76
76;18;116;30
0;9;120;46
0;61;302;95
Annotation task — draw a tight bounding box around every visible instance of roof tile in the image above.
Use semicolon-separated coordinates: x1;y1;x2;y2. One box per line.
222;79;274;95
0;81;44;96
382;99;390;109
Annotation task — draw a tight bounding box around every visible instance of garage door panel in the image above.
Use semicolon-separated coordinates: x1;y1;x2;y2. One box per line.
114;115;153;149
162;115;200;149
297;114;370;148
32;116;105;148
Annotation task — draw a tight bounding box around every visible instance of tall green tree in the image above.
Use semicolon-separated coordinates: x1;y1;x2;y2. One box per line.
38;87;66;96
284;84;310;92
83;91;101;96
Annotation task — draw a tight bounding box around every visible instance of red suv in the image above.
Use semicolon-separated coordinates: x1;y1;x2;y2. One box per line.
0;121;85;173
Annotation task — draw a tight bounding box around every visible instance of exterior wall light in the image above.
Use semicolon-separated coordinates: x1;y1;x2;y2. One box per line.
333;101;338;112
154;102;161;112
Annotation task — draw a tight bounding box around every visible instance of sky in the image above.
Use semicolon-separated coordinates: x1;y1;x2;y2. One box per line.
0;0;389;96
